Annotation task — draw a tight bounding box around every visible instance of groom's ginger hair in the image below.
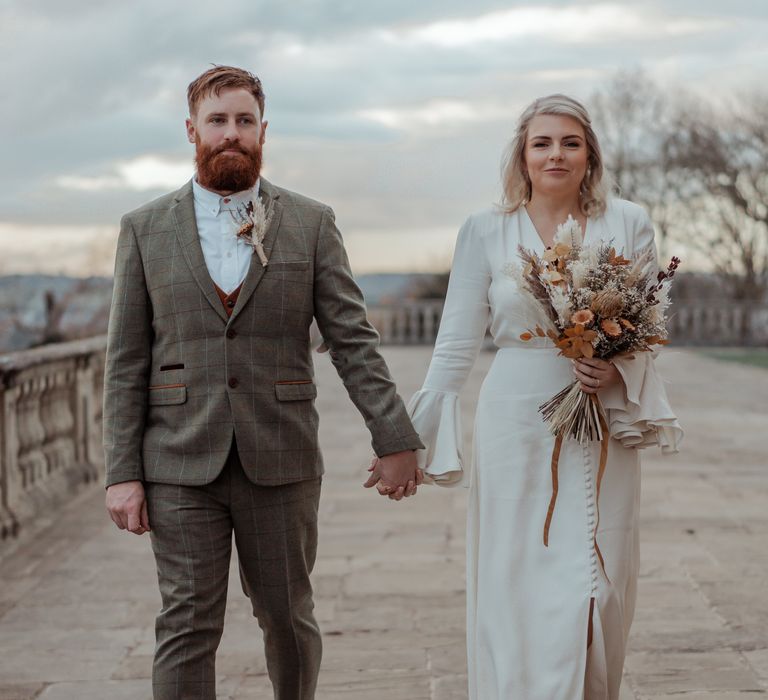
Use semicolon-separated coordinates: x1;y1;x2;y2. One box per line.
187;65;265;118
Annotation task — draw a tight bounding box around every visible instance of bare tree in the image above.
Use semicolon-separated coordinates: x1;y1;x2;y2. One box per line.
592;71;768;302
590;69;684;260
665;96;768;300
13;279;106;348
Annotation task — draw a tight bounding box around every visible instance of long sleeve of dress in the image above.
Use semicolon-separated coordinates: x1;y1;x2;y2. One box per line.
600;204;683;453
407;214;491;485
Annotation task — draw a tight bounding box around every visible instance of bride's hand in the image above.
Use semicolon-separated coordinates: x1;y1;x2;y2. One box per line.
572;357;621;394
363;456;424;499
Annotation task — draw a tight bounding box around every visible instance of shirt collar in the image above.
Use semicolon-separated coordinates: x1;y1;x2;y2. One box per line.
192;177;261;216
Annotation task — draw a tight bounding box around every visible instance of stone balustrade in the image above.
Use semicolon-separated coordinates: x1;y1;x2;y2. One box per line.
369;300;768;346
0;336;106;549
666;302;768;346
367;301;445;345
0;300;764;551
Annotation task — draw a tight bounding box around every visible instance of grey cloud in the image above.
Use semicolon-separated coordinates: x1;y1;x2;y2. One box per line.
1;0;767;237
638;0;768;20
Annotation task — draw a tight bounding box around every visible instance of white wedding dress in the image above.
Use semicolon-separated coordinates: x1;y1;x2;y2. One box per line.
407;199;682;700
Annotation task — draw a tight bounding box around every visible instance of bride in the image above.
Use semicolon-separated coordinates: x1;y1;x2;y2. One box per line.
406;94;682;699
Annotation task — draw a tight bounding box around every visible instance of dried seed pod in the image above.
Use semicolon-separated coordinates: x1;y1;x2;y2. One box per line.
591;289;624;318
237;222;255;238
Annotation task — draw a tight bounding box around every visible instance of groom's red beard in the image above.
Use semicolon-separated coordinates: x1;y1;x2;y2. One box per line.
194;138;262;193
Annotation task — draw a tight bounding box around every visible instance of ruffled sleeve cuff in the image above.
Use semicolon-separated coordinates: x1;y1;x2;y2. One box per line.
599;352;683;454
406;389;465;486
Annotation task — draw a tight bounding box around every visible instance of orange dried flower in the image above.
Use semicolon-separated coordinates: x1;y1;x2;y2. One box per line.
570;309;594;326
619;318;636;331
607;247;631;266
520;325;548;342
557;324;598;359
601;319;622;337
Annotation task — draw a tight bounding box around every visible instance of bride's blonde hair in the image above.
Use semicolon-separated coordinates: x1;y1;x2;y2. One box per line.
501;94;609;217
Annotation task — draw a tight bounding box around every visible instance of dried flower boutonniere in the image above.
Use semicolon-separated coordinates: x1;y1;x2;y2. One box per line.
230;195;272;267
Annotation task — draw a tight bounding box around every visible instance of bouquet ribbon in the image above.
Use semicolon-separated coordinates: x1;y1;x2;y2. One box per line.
543;394;609;580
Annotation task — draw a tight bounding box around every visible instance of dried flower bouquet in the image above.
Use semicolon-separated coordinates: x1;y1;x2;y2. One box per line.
504;216;680;556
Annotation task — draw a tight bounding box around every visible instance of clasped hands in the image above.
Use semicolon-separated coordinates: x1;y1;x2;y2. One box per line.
363;449;424;501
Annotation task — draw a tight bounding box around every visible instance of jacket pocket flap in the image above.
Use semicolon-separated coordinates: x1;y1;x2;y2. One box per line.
268;260;310;272
148;384;187;405
274;382;317;401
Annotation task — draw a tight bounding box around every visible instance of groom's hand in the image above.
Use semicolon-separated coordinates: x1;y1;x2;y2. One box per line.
363;450;423;500
106;480;150;535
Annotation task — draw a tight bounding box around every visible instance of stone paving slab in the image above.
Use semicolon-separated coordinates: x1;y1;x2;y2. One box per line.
0;347;767;699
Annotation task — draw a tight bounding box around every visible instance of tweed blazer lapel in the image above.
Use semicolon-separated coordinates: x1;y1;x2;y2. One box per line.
170;180;229;323
229;178;284;322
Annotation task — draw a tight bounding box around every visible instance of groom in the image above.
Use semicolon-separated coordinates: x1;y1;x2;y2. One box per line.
104;65;423;700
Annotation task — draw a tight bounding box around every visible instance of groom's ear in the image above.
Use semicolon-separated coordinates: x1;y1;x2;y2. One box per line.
186;117;196;144
260;120;268;146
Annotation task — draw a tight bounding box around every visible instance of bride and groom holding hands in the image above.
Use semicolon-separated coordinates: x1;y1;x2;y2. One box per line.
104;65;681;700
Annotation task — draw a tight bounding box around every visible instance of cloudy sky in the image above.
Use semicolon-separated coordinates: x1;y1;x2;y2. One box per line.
1;0;767;276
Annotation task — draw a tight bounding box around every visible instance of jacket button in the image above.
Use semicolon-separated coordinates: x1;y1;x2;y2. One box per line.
226;329;237;339
228;377;239;388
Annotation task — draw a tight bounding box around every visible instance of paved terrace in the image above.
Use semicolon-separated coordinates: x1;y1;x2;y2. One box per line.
0;347;766;700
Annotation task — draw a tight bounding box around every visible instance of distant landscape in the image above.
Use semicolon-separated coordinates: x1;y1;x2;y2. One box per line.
0;268;735;354
0;272;442;353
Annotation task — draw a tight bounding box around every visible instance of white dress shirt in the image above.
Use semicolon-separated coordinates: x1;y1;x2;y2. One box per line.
192;178;260;294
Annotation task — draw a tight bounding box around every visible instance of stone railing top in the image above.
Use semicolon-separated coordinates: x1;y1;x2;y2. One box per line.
0;334;107;382
370;299;445;307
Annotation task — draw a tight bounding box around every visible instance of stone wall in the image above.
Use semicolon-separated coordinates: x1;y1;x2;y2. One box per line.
0;336;106;549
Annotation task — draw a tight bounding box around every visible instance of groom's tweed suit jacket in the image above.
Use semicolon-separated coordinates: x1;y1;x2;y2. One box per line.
103;178;423;488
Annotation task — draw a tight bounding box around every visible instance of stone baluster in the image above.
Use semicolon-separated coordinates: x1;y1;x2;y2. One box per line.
79;351;104;481
0;380;20;539
692;306;704;344
426;302;442;340
404;306;416;344
393;308;406;344
17;377;46;495
41;364;78;484
376;309;387;344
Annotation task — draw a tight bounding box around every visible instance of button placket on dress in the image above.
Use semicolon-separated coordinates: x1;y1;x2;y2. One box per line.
583;442;599;594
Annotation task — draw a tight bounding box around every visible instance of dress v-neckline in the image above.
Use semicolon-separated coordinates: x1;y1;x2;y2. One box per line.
521;205;589;250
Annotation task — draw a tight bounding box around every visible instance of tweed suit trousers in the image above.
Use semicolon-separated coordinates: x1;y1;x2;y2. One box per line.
146;439;322;700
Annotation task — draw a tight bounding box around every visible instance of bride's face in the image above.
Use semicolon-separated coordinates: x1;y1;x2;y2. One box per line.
524;114;588;199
